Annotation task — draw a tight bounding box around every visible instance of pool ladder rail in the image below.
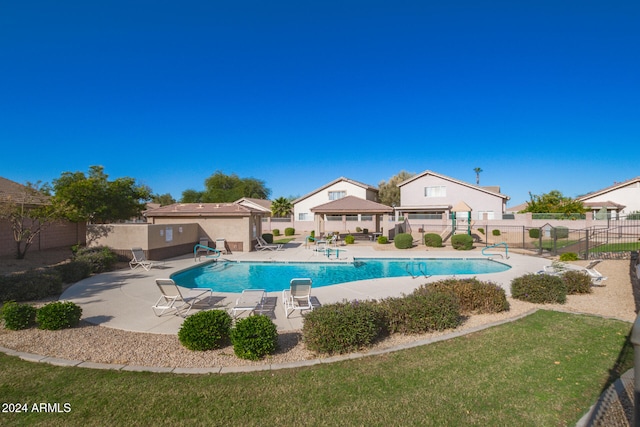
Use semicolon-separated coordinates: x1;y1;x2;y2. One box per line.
482;242;509;259
194;243;222;262
406;261;431;279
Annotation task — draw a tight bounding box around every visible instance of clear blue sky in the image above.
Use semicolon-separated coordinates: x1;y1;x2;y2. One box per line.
1;1;638;206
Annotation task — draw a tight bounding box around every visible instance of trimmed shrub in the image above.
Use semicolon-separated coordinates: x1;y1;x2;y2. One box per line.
551;226;569;239
478;228;485;235
74;246;118;273
559;252;579;262
394;233;413;249
178;309;232;351
344;235;355;244
529;228;540;239
284;227;295;236
511;273;566;304
261;233;274;244
379;291;461;334
37;301;82;330
424;233;443;248
561;270;592;294
1;301;37;330
54;260;92;284
272;229;280;236
377;236;388;244
451;234;474;250
0;270;63;302
418;278;510;314
231;315;278;360
302;300;387;355
355;227;362;233
492;229;501;236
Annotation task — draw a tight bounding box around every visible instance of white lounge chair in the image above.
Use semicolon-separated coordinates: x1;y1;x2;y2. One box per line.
152;278;212;317
256;236;282;251
130;247;157;271
283;278;313;318
542;260;607;285
231;289;266;318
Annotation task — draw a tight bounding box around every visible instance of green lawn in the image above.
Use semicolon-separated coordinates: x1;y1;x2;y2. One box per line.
0;310;632;426
590;242;640;252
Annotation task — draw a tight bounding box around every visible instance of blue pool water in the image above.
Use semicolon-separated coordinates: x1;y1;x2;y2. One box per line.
171;258;510;293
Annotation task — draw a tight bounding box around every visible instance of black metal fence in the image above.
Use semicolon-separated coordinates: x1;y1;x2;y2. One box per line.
414;219;640;259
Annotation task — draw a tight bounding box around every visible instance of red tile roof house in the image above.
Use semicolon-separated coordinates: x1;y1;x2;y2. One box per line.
396;170;510;238
577;176;640;219
292;177;386;236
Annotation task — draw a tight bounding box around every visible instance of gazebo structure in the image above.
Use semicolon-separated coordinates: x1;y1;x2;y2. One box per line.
451;200;472;235
310;196;394;237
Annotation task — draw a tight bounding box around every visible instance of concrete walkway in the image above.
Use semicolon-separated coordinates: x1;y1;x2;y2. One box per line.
60;241;551;334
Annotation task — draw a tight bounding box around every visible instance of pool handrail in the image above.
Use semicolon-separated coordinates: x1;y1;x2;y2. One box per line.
194;243;221;261
482;242;509;259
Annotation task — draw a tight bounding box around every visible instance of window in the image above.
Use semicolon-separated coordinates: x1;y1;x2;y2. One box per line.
346;215;359;221
298;213;309;221
328;191;346;200
360;215;373;221
424;186;446;197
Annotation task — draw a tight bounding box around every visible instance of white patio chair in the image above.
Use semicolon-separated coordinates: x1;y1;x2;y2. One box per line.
283;278;313;318
152;278;212;317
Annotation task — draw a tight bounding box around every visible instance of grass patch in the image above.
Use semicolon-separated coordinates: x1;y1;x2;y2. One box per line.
0;310;632;426
534;239;580;250
590;242;640;252
273;237;295;245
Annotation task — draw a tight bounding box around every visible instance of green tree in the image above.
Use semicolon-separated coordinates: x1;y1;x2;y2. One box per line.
52;166;151;224
0;182;63;259
271;197;293;218
180;189;204;203
151;193;176;206
520;190;586;216
201;171;271;203
378;170;415;207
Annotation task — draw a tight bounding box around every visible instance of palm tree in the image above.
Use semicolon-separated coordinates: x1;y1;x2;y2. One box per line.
271;197;293;218
474;167;483;185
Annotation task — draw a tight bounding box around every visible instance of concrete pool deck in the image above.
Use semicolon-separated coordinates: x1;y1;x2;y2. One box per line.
60;241;552;334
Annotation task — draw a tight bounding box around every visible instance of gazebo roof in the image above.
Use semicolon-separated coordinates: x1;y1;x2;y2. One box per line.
311;196;393;214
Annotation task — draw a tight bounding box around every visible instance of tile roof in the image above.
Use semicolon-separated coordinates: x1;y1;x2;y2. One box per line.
0;177;49;205
397;170;509;200
578;176;640;201
293;177;378;204
144;202;262;217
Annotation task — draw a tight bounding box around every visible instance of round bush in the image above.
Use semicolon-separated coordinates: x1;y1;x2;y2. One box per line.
178;309;232;351
424;233;442;247
451;234;474;250
272;229;280;236
231;315;278;360
561;270;592;294
344;235;355;244
261;233;274;244
419;278;510;314
379;291;461;334
394;233;413;249
511;274;567;304
377;236;388;244
36;301;82;330
302;300;387;355
74;246;118;273
1;301;37;330
492;229;501;236
54;260;92;284
284;227;295;236
551;226;569;239
529;228;540;239
559;252;579;262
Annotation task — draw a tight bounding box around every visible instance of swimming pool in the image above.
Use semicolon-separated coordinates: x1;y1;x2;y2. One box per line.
171;258;510;293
